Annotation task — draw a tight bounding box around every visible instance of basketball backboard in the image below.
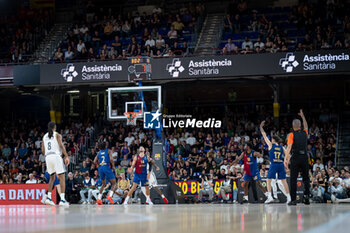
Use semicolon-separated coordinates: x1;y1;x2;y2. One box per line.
107;86;161;120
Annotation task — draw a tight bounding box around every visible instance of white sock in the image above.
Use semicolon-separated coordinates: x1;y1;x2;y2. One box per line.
125;196;130;202
264;192;268;197
98;193;102;200
271;179;278;198
244;195;248;201
161;194;165;198
267;192;272;199
48;192;52;199
141;187;146;196
286;194;291;202
42;194;47;202
146;195;151;202
108;190;113;197
277;180;287;197
60;193;66;201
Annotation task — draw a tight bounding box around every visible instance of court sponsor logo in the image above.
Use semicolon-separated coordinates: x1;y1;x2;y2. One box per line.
166;58;232;78
279;52;350;72
187;58;232;76
61;63;78;82
143;111;222;129
279;53;299;73
166;58;185;78
302;53;349;71
61;63;123;82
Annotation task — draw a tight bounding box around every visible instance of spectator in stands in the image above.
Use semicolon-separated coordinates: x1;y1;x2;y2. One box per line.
54;48;64;62
120;155;129;170
224;14;233;32
77;40;86;53
92;31;101;50
80;172;95;204
145;35;156;51
64;46;74;61
2;144;11;161
25;173;37;184
172;15;185;36
313;159;325;173
224;38;236;54
240;37;252;51
254;37;265;50
122;20;131;39
66;172;79;203
108;47;118;59
241;45;253;54
198;174;214;202
153;4;162;15
302;34;313;50
311;178;325;203
168;26;177;46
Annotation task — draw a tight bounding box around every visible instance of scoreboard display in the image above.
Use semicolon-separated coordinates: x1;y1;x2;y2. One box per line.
128;56;152;82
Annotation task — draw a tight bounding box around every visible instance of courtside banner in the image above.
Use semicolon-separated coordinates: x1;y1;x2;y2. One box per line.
13;50;350;85
39;60;129;84
152;50;350;79
175;178;304;202
0;184;56;205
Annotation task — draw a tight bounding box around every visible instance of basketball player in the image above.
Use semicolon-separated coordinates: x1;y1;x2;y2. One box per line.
41;122;69;206
146;161;168;204
234;142;268;203
260;121;291;204
124;146;159;205
93;142;117;205
41;172;61;205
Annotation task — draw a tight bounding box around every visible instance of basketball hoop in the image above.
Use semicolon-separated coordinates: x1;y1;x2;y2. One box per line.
124;111;143;126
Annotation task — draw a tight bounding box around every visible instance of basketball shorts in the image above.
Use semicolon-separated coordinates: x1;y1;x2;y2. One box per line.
244;172;261;181
267;163;286;179
133;173;149;187
98;166;116;181
46;154;65;175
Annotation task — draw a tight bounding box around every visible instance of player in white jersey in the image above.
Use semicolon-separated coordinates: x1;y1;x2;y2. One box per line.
144;160;168;204
41;122;70;206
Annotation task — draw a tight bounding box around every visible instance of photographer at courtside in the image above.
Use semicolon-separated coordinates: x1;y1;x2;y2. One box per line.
284;110;311;205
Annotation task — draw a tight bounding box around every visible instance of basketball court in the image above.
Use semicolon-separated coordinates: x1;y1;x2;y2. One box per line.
1;204;349;233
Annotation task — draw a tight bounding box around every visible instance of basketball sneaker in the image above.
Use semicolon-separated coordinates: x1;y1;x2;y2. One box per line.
96;199;103;205
59;200;69;206
264;196;274;204
45;198;55;206
162;196;169;204
106;196;115;204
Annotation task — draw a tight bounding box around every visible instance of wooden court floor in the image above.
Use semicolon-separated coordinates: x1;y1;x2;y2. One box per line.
1;204;350;233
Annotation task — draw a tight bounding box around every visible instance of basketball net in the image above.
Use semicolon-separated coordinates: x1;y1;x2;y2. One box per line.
124;111;142;126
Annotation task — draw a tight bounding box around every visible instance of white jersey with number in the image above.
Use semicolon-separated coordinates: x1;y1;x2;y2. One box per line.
43;132;62;156
44;131;65;175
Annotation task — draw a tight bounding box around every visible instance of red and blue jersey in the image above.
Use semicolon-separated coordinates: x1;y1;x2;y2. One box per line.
135;154;148;175
243;150;258;176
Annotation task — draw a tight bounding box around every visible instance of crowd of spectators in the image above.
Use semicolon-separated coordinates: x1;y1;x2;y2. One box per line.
0;7;54;63
222;0;350;55
0;106;349;204
52;1;204;63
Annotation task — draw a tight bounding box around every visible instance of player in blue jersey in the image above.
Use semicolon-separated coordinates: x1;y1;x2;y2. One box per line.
41;172;61;205
260;121;291;204
93;142;117;205
124;146;160;205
